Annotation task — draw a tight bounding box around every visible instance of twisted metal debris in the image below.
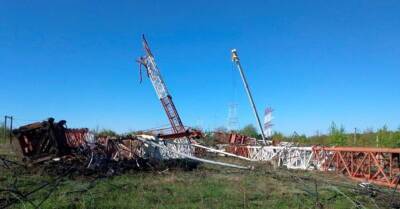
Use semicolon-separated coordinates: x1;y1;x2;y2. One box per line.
10;118;248;174
223;143;400;189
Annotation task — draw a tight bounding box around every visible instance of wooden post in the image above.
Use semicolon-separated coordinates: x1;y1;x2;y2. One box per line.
9;116;13;143
3;116;6;142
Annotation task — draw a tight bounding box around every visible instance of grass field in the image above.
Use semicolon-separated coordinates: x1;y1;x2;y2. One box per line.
1;153;398;209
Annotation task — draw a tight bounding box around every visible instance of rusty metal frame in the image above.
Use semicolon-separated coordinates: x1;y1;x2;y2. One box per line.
65;128;91;148
223;144;400;188
313;146;400;188
138;36;186;135
213;132;256;145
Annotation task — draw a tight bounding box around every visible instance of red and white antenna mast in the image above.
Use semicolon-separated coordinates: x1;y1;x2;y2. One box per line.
137;35;185;134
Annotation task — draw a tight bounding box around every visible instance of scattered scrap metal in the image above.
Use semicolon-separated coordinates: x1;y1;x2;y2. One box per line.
213;132;257;145
10;118;249;175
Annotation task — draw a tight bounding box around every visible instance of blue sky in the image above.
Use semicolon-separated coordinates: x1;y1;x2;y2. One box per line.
1;1;399;135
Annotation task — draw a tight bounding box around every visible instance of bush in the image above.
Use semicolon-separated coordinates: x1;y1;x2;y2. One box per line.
239;124;258;138
97;129;118;137
328;122;347;146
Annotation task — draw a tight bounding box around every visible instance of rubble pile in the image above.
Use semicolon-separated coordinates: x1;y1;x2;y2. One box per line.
213;132;257;145
11;118;200;176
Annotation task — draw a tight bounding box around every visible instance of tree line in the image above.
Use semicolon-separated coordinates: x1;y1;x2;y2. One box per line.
273;122;400;148
214;122;400;148
94;123;400;148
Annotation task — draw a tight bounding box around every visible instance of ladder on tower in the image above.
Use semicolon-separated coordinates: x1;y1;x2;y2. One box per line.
137;35;201;139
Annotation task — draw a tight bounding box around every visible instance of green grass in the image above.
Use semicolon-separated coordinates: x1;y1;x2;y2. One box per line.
0;159;397;209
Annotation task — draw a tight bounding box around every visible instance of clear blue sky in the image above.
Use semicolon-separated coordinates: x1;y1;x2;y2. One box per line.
1;1;399;135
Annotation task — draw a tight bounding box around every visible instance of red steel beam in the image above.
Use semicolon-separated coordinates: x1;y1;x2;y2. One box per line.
314;146;400;153
313;146;400;188
223;144;400;188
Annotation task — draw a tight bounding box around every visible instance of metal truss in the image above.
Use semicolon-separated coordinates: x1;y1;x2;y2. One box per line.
313;146;400;188
225;145;400;188
138;35;185;134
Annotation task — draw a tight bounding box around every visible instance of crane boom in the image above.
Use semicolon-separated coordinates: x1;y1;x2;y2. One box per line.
231;49;267;145
138;35;185;134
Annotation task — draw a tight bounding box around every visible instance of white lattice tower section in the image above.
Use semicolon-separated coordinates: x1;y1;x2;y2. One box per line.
138;35;185;134
245;145;316;170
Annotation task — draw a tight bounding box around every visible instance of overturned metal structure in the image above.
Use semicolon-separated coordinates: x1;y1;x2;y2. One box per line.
313;146;400;188
11;117;250;173
12;118;191;167
137;35;201;140
12;118;82;161
222;144;400;188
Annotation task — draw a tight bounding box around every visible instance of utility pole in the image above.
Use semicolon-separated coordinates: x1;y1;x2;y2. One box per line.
4;116;13;143
9;116;13;143
231;49;266;144
3;116;6;142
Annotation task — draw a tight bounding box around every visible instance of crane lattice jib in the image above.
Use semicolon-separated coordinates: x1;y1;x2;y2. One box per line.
139;36;185;134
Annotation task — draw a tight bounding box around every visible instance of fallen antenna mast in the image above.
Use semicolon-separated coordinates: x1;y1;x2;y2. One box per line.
136;136;250;169
231;49;266;144
137;35;201;139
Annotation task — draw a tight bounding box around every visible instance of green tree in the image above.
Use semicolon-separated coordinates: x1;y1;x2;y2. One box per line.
329;122;346;146
377;125;390;147
272;131;284;141
394;130;400;148
359;128;375;147
298;134;308;143
239;124;258;138
97;129;118;137
290;132;303;143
